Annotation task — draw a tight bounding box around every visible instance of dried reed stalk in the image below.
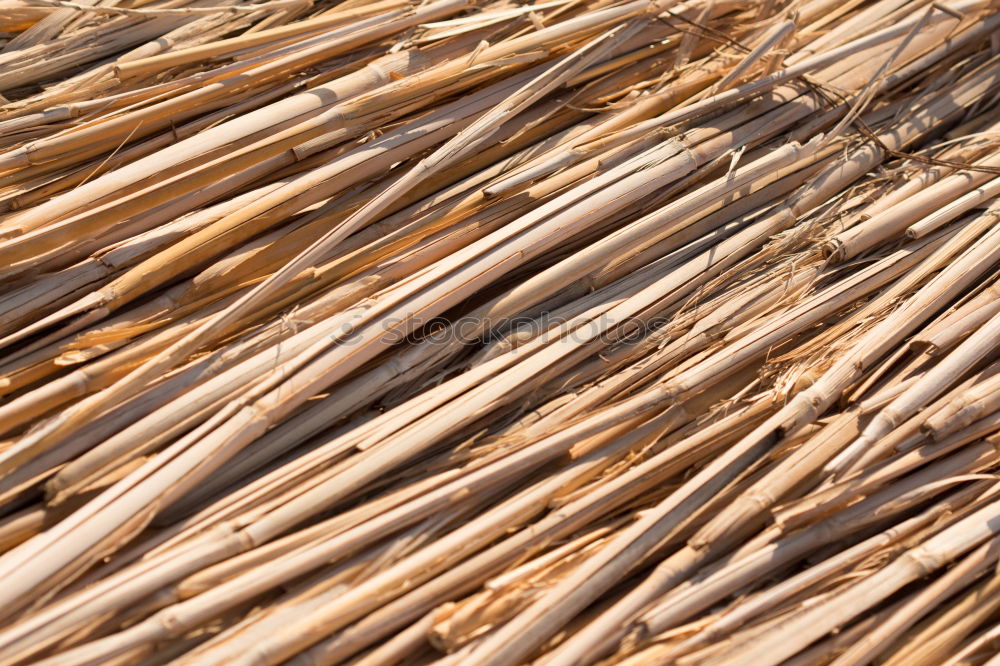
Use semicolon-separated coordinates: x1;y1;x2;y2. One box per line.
1;1;1000;665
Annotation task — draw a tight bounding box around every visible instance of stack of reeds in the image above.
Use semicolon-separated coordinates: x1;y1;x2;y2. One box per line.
2;0;1000;663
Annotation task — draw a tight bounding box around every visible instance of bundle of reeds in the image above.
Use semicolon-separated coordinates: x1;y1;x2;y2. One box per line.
2;0;1000;663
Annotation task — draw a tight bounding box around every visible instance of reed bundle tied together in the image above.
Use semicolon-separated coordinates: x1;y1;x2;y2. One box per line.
3;0;1000;663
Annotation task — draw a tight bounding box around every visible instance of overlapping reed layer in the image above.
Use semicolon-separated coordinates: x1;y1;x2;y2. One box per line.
2;0;1000;664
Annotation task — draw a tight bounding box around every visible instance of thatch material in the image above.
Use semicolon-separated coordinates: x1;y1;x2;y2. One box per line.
2;0;1000;664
